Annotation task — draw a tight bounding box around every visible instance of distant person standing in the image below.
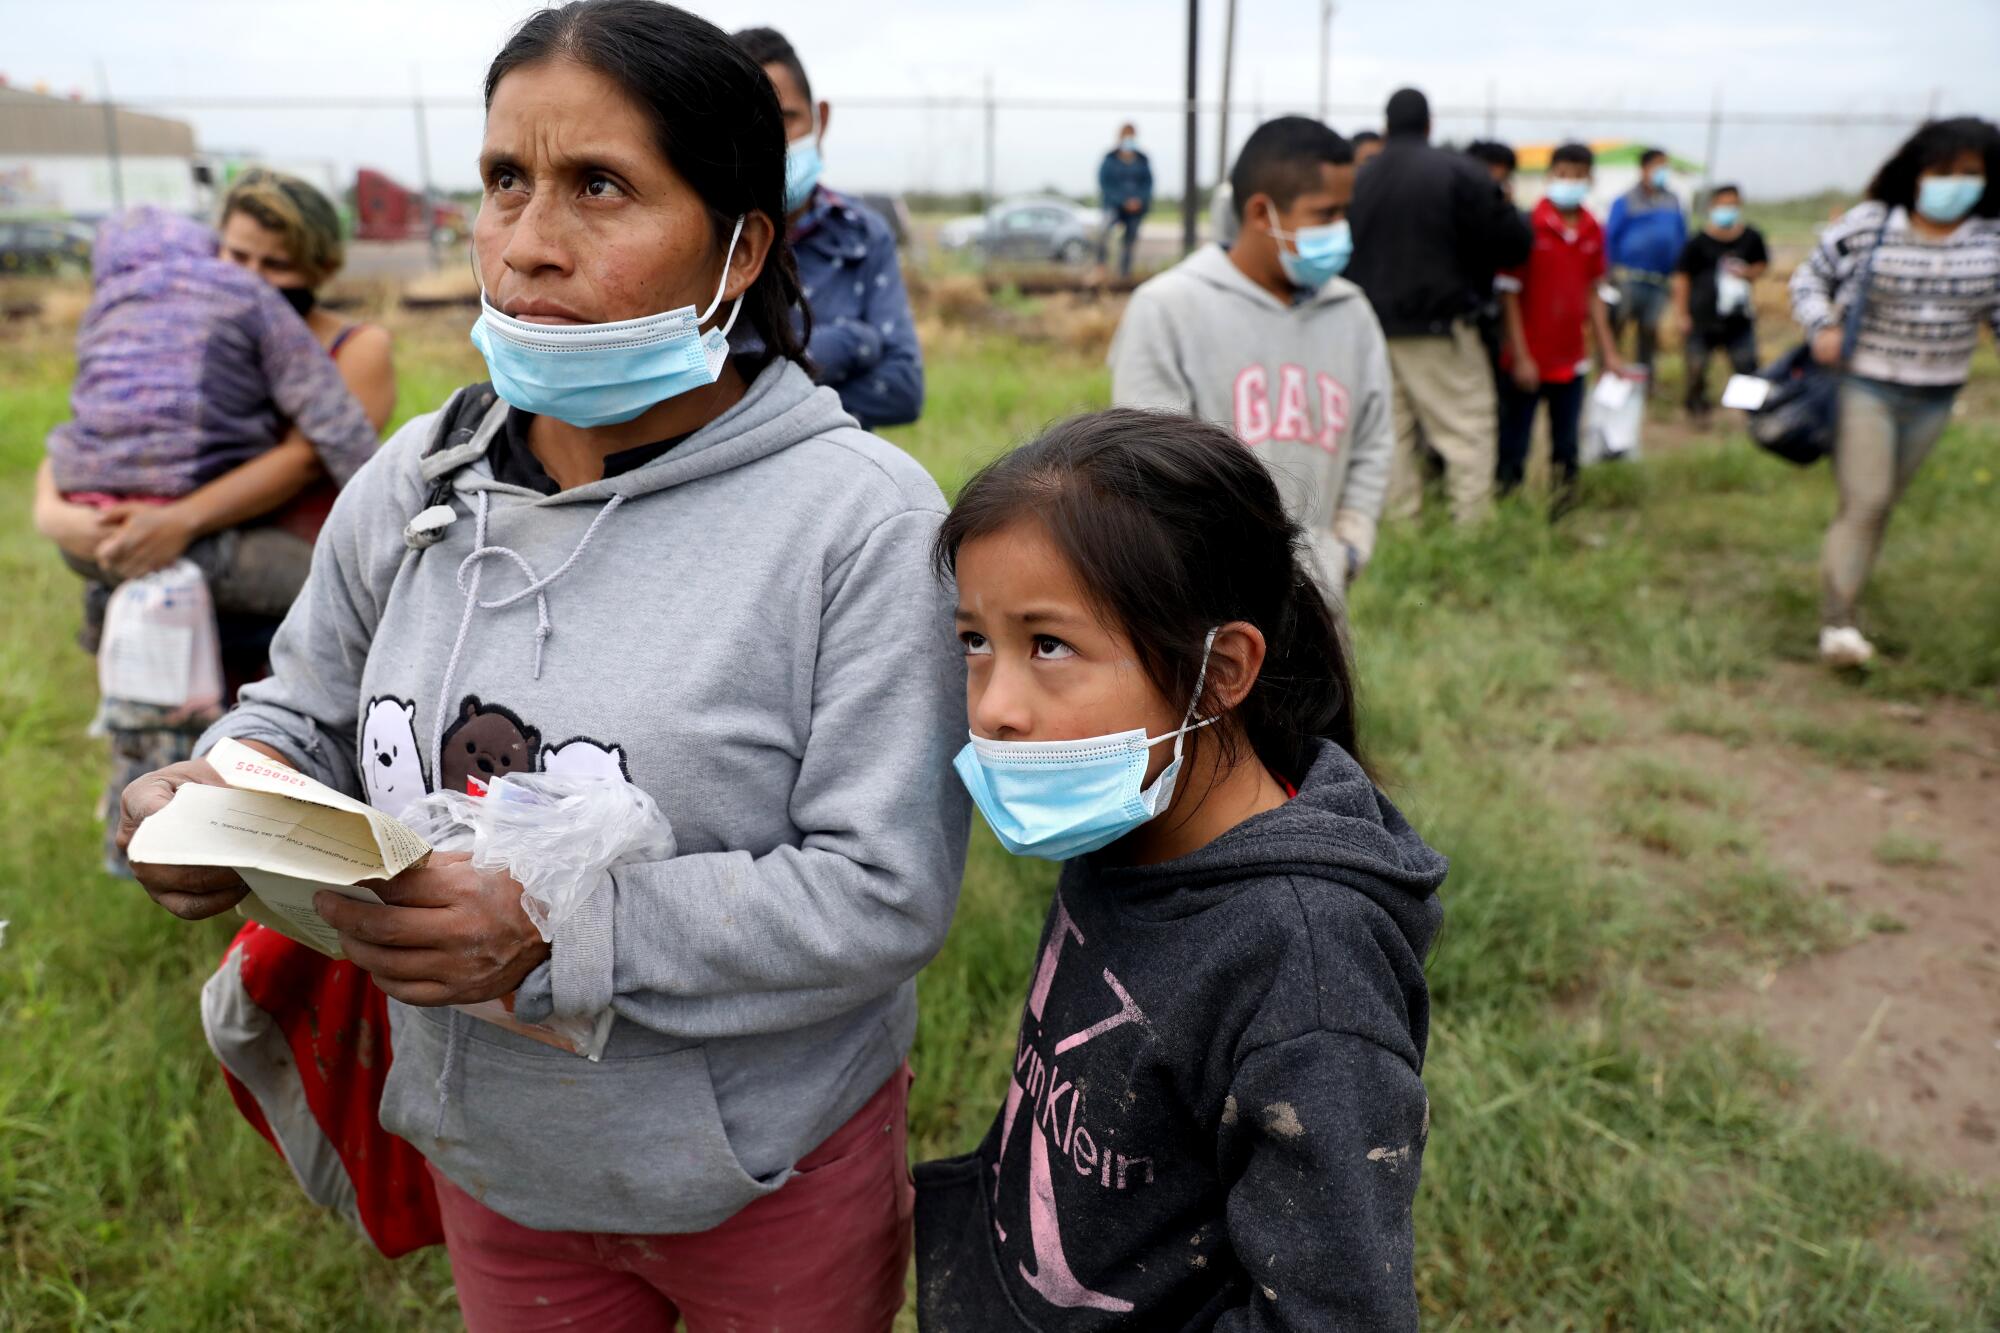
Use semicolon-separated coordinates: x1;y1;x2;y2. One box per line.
1348;87;1532;525
1098;123;1154;279
1672;184;1768;426
734;25;924;428
1495;143;1624;511
1790;117;2000;668
1465;140;1521;389
1109;117;1394;600
1605;147;1686;385
1352;130;1384;168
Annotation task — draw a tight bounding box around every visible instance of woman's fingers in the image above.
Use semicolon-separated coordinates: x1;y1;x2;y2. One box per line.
116;759;225;850
143;878;251;921
316;892;444;948
120;760;253;918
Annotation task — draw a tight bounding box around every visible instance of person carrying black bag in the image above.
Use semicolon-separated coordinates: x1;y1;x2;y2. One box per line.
1786;118;2000;668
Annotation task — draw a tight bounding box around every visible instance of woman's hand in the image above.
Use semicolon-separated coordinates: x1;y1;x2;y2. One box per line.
1811;326;1845;367
95;503;197;580
118;759;252;919
314;852;552;1007
32;463;120;564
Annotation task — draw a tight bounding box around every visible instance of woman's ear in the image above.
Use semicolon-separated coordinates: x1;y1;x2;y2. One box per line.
724;211;777;303
1202;621;1268;716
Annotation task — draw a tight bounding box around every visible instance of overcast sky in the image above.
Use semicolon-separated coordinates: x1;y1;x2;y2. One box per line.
7;0;1996;200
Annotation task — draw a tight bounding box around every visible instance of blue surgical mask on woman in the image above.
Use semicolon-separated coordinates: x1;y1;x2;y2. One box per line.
952;631;1219;861
1547;179;1590;211
1915;174;1985;225
1708;204;1741;228
784;112;822;214
469;217;745;429
1264;203;1352;289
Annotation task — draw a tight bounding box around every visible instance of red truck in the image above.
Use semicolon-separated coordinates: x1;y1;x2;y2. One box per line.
354;168;466;242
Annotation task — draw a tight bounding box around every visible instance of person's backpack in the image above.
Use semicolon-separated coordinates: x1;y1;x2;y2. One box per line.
1748;213;1890;466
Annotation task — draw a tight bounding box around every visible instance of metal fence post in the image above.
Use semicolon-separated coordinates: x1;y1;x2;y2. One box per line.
413;70;441;272
97;61;125;212
1182;0;1199;255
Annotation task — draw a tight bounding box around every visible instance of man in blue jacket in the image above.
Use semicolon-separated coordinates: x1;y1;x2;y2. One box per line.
1604;147;1686;387
1098;124;1154;279
734;26;924;429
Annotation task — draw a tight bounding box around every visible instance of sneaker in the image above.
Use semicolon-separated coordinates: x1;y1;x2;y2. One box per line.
1818;625;1876;667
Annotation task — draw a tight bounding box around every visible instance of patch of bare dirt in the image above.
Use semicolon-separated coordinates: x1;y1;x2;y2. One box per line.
1566;675;2000;1189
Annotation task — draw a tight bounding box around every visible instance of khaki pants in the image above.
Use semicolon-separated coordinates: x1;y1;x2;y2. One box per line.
1384;322;1497;524
1820;377;1957;628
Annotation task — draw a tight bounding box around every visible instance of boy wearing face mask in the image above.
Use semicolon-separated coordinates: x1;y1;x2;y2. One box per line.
1496;142;1625;507
1672;184;1769;426
1108;116;1394;600
732;26;924;429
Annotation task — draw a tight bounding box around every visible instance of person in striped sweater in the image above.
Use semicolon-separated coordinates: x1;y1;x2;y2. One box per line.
1790;117;2000;667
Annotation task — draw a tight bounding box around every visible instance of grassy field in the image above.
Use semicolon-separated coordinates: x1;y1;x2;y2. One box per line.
2;308;1997;1331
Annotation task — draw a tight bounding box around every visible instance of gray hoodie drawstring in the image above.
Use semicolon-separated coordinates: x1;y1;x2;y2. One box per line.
423;484;626;1134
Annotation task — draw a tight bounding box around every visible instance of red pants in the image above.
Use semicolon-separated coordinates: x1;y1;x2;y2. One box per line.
431;1066;914;1332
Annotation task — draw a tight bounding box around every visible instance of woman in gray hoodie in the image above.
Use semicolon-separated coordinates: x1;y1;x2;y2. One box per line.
116;3;968;1328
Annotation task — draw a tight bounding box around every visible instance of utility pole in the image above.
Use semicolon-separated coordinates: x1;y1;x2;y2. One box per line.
413;66;441;272
1702;87;1723;193
982;72;996;209
1215;0;1238;191
1317;1;1335;121
1182;0;1200;255
96;61;124;212
1484;79;1497;138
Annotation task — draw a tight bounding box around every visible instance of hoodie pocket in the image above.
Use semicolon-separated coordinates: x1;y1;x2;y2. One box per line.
381;1007;777;1234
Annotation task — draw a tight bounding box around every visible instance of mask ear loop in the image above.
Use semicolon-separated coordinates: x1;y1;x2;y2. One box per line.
1163;626;1223;769
700;215;749;338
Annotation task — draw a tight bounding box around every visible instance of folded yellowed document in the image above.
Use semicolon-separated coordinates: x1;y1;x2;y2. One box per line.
125;737;431;957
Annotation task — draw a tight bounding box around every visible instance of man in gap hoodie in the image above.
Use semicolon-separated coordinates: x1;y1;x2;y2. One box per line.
1108;116;1393;600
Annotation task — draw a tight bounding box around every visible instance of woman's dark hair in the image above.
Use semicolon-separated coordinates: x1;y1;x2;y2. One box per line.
483;0;809;364
1867;117;2000;218
936;409;1362;783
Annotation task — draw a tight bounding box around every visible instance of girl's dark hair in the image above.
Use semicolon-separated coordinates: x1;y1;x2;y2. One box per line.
1868;117;2000;218
936;408;1362;783
483;0;809;364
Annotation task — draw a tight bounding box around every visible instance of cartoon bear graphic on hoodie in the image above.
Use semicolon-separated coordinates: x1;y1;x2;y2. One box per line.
540;737;630;784
439;695;541;797
359;695;427;819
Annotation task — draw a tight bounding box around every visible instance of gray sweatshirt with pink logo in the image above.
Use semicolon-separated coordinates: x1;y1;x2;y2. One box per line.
1109;244;1395;594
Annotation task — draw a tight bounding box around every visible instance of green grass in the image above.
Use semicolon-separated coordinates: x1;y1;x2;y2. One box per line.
1873;831;1948;870
4;314;1997;1329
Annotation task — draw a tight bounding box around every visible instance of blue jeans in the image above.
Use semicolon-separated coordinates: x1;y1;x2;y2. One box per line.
1820;376;1959;627
1098;210;1142;277
1612;270;1671;379
1496;374;1586;493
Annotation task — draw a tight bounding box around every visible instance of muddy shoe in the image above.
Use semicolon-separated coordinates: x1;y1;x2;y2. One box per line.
1818;625;1876;668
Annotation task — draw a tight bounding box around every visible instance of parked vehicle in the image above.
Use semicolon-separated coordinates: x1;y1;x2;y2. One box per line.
353;168;466;243
939;195;1100;264
0;219;93;274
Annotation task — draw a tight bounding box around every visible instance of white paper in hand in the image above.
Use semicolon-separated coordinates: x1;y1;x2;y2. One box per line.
1591;374;1636;412
1721;374;1772;411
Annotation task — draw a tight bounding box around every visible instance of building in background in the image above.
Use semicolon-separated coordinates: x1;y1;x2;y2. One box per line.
0;84;199;219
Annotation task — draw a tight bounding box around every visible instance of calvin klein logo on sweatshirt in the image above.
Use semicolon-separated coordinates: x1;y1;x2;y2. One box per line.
990;891;1154;1314
1231;363;1349;452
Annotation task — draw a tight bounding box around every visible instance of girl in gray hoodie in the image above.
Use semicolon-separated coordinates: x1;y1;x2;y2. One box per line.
919;409;1447;1331
118;4;966;1329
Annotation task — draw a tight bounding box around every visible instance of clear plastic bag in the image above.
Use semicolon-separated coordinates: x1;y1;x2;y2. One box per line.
97;559;224;715
403;773;674;1060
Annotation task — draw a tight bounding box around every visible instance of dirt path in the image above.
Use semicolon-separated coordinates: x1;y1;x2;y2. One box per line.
1690;690;2000;1188
1573;672;2000;1190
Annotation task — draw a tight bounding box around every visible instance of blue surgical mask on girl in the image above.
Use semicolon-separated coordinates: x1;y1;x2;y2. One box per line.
1916;175;1985;225
1708;204;1741;228
784;113;823;214
469;216;745;429
952;630;1220;861
1264;203;1352;289
1547;179;1590;211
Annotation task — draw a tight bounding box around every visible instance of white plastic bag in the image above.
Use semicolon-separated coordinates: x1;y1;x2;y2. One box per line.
1716;270;1751;319
1583;368;1647;464
403;773;674;1060
97;559;224;713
